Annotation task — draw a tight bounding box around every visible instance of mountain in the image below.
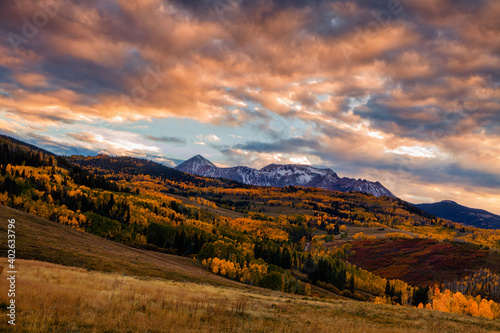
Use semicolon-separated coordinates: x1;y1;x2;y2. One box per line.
415;200;500;230
176;155;395;197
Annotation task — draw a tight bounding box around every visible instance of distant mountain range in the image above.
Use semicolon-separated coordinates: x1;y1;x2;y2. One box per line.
415;200;500;230
175;155;395;197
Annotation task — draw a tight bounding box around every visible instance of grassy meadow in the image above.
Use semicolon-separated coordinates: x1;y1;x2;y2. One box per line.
1;259;500;332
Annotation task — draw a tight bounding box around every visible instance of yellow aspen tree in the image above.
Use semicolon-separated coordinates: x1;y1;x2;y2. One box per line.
478;299;495;319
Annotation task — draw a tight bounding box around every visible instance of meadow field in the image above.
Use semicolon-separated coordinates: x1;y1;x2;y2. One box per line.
1;259;500;332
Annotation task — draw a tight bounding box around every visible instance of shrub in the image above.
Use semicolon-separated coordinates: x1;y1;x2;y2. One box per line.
353;292;367;301
261;271;284;291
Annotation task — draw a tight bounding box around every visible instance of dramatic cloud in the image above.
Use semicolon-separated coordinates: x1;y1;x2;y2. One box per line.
0;0;499;213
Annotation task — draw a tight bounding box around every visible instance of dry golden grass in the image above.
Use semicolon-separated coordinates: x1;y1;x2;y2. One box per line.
1;260;499;333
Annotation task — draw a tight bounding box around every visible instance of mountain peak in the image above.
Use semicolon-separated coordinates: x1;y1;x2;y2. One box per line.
176;155;216;174
192;154;212;162
441;200;458;205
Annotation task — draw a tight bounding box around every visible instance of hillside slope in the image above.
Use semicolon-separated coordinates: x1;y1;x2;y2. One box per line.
416;201;500;230
348;238;500;287
0;205;245;288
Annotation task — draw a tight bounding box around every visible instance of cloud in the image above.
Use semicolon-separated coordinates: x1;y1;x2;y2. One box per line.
206;134;221;142
385;145;440;158
144;135;186;144
0;0;499;212
289;156;311;165
194;134;222;145
234;137;320;153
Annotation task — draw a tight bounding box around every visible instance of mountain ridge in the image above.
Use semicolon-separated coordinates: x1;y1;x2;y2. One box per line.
416;200;500;230
176;155;395;198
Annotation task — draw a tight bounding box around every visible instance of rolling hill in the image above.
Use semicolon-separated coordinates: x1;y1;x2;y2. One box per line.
416;200;500;230
0;205;243;287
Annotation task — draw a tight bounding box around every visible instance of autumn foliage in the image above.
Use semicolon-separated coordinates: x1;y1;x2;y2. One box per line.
422;288;499;319
1;136;500;320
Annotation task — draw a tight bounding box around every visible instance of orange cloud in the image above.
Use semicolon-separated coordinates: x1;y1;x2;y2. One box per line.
0;0;499;213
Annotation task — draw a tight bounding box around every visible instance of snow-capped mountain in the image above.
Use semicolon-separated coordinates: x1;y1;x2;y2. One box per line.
176;155;395;197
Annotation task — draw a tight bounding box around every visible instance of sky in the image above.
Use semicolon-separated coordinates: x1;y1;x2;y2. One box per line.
0;0;499;214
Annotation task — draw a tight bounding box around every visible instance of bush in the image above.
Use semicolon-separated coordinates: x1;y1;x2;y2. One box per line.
261;271;284;291
385;232;413;239
353;292;367;301
317;281;341;294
